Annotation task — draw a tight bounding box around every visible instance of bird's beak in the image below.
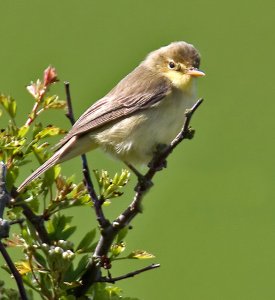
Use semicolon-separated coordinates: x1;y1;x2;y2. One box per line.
186;68;205;77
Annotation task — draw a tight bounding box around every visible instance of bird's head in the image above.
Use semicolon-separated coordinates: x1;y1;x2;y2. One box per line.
144;41;205;90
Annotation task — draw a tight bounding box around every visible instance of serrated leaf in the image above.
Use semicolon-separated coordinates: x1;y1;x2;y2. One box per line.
76;229;96;252
70;254;89;280
110;242;126;257
24;196;40;213
89;283;124;300
43;95;66;110
128;250;155;259
61;226;77;240
32;122;43;138
33;251;48;268
18;125;29;138
117;169;130;186
39;273;53;298
105;286;122;297
47;214;76;240
34;125;66;140
9;98;17;118
43;163;61;189
23;220;39;243
0;94;17;118
14;261;32;275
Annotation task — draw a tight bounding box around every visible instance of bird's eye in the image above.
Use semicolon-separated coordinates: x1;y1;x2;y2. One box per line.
168;61;176;69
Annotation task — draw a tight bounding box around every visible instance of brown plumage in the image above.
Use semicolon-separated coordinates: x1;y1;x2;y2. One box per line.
17;41;204;192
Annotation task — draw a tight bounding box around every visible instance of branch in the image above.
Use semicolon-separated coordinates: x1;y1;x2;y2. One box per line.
74;98;204;296
0;242;28;300
0;162;11;220
21;204;50;244
99;263;160;283
64;82;109;228
11;190;50;244
115;98;204;227
0;163;28;300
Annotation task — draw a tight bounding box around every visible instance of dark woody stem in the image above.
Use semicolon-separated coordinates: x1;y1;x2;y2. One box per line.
99;263;160;283
73;98;204;296
0;163;28;300
64;82;109;228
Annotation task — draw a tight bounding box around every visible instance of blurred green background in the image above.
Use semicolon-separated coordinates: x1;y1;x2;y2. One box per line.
1;0;275;299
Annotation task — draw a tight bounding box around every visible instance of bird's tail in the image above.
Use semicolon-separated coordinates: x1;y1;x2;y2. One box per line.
17;136;78;193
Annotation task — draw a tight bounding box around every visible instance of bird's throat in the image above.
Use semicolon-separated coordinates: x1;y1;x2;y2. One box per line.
165;70;194;92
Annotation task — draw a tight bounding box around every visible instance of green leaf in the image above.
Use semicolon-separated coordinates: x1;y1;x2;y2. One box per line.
69;254;89;280
127;250;155;259
47;214;76;241
6;166;19;190
94;169;130;202
105;286;122;298
24;196;40;213
116;227;129;243
18;125;29;138
34;125;66;140
22;220;39;244
39;273;54;298
14;260;32;275
32;122;43;138
61;226;77;240
43;95;67;110
76;229;96;253
33;251;48;269
0;94;17;118
110;242;126;257
43;164;61;189
59;295;76;300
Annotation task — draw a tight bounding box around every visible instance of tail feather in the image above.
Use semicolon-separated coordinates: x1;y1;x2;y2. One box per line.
17;150;62;192
17;136;78;193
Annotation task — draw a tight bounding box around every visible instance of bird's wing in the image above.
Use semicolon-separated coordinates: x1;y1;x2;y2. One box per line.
56;66;171;148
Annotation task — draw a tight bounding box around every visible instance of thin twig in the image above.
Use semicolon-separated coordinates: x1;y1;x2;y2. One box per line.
0;241;28;300
74;98;204;296
0;163;28;300
0;162;11;239
99;263;160;283
10;183;50;244
0;162;11;219
21;203;50;244
64;82;109;228
64;81;75;122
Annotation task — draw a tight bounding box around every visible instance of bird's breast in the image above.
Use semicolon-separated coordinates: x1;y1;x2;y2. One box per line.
93;88;197;165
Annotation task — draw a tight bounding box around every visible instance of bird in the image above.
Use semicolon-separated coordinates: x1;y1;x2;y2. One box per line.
17;41;205;192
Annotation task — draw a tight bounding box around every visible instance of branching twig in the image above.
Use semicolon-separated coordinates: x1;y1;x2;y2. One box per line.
64;82;109;228
21;203;50;244
11;184;50;244
99;263;160;283
0;163;28;300
115;98;204;227
0;162;11;220
0;242;28;300
74;98;204;296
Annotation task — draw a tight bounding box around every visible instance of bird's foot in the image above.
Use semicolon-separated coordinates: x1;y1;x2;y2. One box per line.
124;162;153;191
148;143;168;171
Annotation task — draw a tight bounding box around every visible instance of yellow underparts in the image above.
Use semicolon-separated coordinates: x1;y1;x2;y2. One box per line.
164;70;194;92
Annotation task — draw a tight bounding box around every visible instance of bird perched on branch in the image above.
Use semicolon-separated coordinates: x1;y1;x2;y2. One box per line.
17;41;205;192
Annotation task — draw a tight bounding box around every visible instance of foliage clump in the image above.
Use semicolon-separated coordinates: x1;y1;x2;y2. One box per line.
0;67;155;299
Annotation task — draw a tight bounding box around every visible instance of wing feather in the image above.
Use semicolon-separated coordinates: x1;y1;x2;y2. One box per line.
57;65;171;148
